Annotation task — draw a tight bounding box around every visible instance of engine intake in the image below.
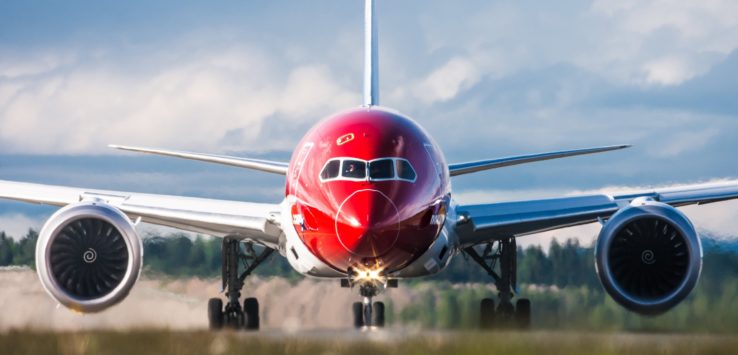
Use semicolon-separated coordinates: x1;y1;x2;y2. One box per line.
595;198;702;315
35;202;142;313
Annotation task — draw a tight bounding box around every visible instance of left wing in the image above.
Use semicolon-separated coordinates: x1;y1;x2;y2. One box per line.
455;180;738;247
0;180;283;247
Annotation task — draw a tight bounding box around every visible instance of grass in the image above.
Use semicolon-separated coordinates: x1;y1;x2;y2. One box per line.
1;329;737;355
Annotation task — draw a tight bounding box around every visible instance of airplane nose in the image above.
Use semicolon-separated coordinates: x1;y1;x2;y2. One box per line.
335;190;400;257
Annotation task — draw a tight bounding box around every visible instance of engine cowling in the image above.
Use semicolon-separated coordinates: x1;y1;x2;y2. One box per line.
35;202;142;313
595;198;702;315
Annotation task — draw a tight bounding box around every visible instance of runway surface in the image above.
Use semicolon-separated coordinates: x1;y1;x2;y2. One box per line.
0;267;423;331
2;329;737;355
2;268;736;354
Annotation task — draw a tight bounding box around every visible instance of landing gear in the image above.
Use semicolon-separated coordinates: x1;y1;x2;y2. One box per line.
351;283;386;329
465;237;532;329
208;237;273;331
345;274;389;329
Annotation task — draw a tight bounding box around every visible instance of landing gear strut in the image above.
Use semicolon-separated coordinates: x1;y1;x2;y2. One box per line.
464;237;531;329
208;237;273;331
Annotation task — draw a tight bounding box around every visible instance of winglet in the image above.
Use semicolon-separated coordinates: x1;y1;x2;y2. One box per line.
448;144;631;177
109;144;289;175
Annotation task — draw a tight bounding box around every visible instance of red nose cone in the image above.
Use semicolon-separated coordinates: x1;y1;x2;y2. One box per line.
335;189;400;257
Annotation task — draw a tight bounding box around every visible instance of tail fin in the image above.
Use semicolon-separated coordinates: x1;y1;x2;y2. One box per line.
363;0;379;106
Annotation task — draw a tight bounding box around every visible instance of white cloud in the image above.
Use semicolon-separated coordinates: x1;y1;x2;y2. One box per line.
0;44;357;154
588;0;738;84
413;57;480;104
642;57;695;85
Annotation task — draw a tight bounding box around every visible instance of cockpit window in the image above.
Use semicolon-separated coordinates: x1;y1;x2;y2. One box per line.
396;159;417;181
342;160;366;179
369;159;394;180
320;159;340;180
320;157;416;183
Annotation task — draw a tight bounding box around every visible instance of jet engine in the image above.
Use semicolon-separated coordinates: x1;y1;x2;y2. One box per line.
595;198;702;315
35;201;142;313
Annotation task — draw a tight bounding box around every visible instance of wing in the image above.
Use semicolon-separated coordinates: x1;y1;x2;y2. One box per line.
448;145;630;177
455;180;738;247
0;180;282;248
109;145;289;175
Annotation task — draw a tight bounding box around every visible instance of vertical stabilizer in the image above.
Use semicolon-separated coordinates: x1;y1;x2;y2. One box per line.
363;0;379;106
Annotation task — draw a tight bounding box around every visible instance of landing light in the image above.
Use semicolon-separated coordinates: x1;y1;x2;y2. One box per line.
352;266;385;283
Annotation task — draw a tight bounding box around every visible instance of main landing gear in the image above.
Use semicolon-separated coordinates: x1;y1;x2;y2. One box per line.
208;237;273;331
464;237;531;329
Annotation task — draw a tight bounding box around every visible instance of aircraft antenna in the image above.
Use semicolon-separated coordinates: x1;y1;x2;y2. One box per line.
363;0;379;106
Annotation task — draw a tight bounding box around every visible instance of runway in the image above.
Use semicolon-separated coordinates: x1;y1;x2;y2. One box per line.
2;329;737;355
0;268;409;331
2;269;737;354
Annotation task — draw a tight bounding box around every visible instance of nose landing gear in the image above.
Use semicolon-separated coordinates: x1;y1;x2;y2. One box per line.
351;284;386;329
465;237;532;329
208;237;273;331
344;267;393;329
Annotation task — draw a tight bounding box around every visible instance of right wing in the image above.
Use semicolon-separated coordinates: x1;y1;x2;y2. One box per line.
109;145;289;175
455;180;738;247
0;180;283;248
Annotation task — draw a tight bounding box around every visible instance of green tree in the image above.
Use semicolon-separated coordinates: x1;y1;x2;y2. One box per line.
12;229;37;268
0;232;13;266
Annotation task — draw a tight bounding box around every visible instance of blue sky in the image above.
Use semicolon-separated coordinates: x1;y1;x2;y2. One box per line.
1;0;738;244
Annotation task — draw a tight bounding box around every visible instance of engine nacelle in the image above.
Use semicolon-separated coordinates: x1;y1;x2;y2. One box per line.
35;202;142;313
595;198;702;315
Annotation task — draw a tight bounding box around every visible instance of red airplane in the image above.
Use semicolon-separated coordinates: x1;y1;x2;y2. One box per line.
1;0;736;330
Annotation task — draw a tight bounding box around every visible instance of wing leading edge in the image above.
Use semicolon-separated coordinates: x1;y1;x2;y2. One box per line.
0;180;282;248
455;180;738;247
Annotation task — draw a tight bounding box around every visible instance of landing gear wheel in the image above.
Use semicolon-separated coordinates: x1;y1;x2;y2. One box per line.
372;301;385;328
208;298;224;330
243;297;260;330
352;302;365;329
515;298;531;329
480;298;495;329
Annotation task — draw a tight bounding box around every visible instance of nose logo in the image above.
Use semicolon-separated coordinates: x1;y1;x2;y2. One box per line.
335;189;400;257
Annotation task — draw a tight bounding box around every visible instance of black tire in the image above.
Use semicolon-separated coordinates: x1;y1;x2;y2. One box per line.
373;301;385;328
243;297;260;330
515;298;531;329
480;298;495;329
208;298;224;330
353;302;364;329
